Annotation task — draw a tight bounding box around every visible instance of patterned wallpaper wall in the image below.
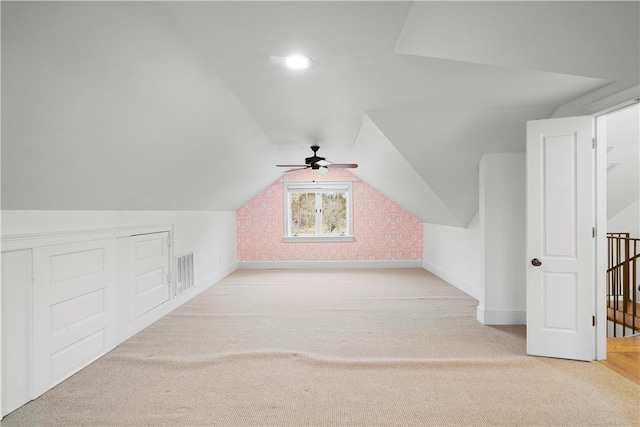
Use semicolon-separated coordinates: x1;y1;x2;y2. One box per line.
237;169;423;261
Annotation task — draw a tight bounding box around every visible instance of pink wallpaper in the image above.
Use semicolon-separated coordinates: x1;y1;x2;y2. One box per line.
237;169;422;261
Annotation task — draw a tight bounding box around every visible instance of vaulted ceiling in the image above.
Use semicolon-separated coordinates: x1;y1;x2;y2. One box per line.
2;1;638;227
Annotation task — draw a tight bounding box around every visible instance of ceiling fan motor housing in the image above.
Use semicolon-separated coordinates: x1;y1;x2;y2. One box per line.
305;145;325;165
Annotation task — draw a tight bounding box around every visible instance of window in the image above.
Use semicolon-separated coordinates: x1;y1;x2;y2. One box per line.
284;182;353;242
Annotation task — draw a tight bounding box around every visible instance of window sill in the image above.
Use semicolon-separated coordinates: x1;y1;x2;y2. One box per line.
283;236;354;243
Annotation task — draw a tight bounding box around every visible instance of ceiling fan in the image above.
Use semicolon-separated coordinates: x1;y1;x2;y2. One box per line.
276;145;358;174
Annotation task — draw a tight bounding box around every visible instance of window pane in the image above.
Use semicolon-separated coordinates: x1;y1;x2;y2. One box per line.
289;192;316;235
322;192;347;235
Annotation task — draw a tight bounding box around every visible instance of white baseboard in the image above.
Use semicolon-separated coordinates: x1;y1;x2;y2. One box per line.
477;307;526;325
206;261;238;287
422;260;479;300
238;260;423;269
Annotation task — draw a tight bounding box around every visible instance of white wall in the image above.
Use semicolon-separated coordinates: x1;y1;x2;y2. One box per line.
607;199;640;238
1;210;237;286
423;212;483;300
478;153;526;325
422;152;527;325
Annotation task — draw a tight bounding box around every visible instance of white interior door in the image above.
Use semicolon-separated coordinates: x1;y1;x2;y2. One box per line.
130;232;170;320
32;239;116;396
526;116;596;361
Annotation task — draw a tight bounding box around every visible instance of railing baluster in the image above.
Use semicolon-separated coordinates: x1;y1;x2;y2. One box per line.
607;233;640;337
633;238;637;334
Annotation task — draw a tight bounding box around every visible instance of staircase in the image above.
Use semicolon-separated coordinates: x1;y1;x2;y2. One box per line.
607;302;640;333
607;233;640;337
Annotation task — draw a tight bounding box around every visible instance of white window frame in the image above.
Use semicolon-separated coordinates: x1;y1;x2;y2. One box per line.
283;181;354;242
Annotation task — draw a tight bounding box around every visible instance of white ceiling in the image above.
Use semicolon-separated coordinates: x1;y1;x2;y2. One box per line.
396;1;639;82
2;1;638;226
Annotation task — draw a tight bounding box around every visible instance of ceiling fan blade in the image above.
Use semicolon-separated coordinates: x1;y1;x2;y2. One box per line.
277;147;357;172
283;167;310;173
326;163;358;169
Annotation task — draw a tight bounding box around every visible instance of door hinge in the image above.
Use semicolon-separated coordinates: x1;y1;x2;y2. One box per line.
167;271;171;284
167;236;172;247
592;138;596;149
592;315;596;327
592;227;596;238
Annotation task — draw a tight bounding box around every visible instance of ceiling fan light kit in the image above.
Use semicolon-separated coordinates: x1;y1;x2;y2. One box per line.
276;145;358;174
284;54;313;70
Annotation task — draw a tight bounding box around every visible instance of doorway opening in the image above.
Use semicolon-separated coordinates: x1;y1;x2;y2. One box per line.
601;103;639;338
596;103;640;383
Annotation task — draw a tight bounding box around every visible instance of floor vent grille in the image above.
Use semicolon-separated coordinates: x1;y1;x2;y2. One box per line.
175;252;194;296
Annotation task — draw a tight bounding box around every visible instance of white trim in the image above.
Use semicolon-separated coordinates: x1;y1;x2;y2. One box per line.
581;86;635;360
477;307;526;325
595;115;608;360
422;260;479;300
583;84;640;116
1;223;174;252
286;182;351;191
238;260;423;269
284;181;353;239
283;236;354;243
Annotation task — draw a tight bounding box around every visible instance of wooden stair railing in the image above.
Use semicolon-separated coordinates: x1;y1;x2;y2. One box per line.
607;233;640;337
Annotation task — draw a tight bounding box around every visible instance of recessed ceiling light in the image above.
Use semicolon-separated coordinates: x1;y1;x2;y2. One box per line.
284;55;312;70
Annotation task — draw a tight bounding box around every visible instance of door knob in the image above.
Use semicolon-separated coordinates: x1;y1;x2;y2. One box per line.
531;258;542;267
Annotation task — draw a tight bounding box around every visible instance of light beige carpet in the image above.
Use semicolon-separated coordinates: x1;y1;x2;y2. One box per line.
3;268;639;426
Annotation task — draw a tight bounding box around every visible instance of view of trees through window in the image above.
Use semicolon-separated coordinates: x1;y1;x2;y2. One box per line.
322;192;347;234
289;191;347;236
289;192;317;235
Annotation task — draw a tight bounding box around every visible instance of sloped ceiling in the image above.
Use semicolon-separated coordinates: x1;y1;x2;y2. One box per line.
1;2;281;211
2;2;638;226
368;107;553;226
396;1;639;82
606;104;640;220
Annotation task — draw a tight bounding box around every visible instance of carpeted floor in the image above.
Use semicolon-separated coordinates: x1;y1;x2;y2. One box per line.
3;268;639;426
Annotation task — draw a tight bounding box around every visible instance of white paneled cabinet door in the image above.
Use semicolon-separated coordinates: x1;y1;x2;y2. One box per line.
33;239;116;396
526;116;595;361
129;232;170;320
